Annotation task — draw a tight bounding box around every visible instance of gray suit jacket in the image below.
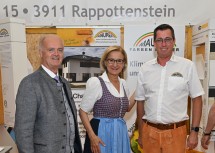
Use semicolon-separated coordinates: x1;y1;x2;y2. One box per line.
14;67;82;153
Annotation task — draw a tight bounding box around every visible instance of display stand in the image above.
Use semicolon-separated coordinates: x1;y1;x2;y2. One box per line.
192;18;215;153
0;18;28;127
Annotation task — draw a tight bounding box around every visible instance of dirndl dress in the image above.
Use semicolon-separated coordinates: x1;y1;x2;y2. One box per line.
83;77;130;153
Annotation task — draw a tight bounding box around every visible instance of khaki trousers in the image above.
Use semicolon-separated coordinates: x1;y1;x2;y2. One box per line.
141;123;187;153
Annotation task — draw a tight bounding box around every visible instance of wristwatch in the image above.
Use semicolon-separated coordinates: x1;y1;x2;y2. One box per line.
191;127;199;132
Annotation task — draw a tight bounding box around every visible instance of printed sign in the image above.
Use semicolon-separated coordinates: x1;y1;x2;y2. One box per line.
1;0;215;26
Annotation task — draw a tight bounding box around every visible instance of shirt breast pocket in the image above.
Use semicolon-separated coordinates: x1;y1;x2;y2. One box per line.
168;76;186;91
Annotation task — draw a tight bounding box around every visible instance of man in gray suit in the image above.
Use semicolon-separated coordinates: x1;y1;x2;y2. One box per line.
14;34;82;153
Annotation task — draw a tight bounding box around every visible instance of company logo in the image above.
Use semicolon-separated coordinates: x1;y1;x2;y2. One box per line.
94;30;117;38
94;30;119;45
134;32;154;47
130;32;179;52
129;32;154;52
0;28;10;37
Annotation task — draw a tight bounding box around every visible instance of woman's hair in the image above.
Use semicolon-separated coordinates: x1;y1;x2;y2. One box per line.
100;45;127;73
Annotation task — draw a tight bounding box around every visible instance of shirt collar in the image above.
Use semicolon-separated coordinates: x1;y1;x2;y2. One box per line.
101;71;120;83
169;54;177;62
153;53;177;65
41;65;58;78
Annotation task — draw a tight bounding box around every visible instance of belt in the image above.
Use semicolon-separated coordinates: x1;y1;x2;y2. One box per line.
143;119;186;130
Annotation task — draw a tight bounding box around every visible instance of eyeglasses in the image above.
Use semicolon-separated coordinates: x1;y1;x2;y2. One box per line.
155;37;173;44
106;58;124;64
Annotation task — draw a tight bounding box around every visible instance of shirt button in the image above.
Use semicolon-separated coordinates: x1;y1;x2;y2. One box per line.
64;123;66;125
62;146;65;149
63;135;66;137
61;101;63;103
62;112;66;114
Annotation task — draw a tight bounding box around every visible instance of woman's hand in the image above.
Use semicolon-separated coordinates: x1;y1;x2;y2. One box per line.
90;135;105;153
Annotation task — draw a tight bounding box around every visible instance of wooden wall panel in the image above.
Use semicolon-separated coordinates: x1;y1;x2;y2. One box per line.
26;34;43;71
185;26;193;134
26;28;57;71
185;26;193;60
196;45;205;57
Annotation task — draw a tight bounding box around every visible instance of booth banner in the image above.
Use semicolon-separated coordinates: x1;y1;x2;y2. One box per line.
1;0;215;26
0;49;15;127
57;27;120;46
124;25;185;134
0;18;28;127
0;20;17;127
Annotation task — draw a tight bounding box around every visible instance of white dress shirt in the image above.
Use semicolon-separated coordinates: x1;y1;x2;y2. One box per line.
80;71;129;113
41;65;58;78
135;55;204;124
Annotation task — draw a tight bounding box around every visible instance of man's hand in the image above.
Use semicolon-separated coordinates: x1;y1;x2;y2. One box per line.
201;135;210;149
187;131;198;150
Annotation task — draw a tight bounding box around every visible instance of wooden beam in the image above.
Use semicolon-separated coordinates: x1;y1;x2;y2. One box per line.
26;28;57;34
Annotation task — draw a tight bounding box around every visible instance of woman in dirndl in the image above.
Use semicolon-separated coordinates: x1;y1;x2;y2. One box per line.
79;45;136;153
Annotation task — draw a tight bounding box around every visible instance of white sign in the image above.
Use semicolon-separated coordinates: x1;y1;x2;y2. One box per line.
72;89;86;148
1;0;215;26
